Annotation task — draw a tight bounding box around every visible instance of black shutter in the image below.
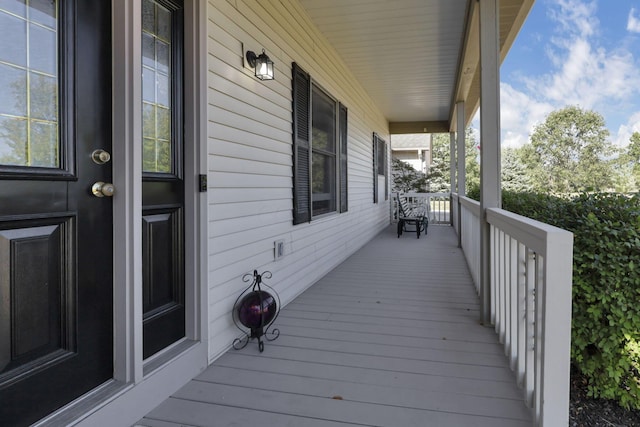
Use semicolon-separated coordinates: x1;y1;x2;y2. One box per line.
382;139;388;200
292;63;311;224
373;133;378;203
339;103;348;213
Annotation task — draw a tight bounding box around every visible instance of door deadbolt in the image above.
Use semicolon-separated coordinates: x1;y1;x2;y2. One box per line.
92;182;115;197
91;149;111;164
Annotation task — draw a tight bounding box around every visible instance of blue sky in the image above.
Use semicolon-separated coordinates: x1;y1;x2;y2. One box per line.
497;0;640;148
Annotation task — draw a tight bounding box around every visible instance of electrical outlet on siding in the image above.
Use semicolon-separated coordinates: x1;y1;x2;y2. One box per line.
274;239;285;260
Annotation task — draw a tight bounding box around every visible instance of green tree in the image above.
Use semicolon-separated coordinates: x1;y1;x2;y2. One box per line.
502;146;533;192
464;128;480;193
391;157;427;192
426;128;480;194
523;106;615;193
426;133;450;192
618;131;640;191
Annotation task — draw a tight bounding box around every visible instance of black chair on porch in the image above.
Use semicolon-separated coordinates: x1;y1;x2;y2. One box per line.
396;193;429;239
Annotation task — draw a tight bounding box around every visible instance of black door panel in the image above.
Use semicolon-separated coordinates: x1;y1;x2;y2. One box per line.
0;0;112;425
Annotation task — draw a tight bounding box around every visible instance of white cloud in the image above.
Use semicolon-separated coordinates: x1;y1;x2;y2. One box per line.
548;0;598;38
533;1;640;109
628;8;640;33
500;83;554;147
500;0;640;147
614;111;640;147
537;40;639;109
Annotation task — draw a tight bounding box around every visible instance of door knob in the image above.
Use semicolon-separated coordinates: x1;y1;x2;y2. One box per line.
91;149;111;164
92;182;115;197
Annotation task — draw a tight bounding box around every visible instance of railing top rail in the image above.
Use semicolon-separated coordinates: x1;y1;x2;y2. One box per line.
486;207;573;255
397;192;450;198
458;195;481;213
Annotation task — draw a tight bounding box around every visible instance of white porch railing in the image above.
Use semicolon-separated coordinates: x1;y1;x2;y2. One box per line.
458;195;481;293
392;192;451;225
452;194;574;426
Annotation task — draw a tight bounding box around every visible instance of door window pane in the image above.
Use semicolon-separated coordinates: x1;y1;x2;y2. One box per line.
30;74;57;120
0;0;26;17
0;64;27;116
29;23;56;74
0;1;59;168
0;116;27;165
0;11;26;66
142;0;172;173
30;120;57;166
28;0;55;28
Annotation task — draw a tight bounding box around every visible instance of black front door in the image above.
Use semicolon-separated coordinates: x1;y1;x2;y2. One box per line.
0;1;112;425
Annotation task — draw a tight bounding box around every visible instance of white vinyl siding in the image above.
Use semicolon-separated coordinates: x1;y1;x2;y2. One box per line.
206;0;391;361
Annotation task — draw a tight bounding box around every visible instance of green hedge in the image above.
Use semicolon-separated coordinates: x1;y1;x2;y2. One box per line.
501;191;640;409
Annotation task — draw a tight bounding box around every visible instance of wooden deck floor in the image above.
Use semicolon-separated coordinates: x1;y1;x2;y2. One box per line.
137;225;532;427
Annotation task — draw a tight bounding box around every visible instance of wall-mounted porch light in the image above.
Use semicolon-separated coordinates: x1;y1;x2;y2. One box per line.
246;49;275;80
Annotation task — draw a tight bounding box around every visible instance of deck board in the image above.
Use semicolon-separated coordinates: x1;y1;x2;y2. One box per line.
137;225;532;426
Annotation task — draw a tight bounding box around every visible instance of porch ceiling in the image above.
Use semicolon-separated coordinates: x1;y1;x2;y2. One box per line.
298;0;534;133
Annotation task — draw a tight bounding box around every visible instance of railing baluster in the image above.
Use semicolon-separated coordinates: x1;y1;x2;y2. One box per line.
516;242;526;386
534;254;545;423
509;236;518;370
491;225;497;325
525;249;536;408
498;229;507;344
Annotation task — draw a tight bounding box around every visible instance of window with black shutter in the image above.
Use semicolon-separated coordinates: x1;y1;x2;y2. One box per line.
292;63;347;223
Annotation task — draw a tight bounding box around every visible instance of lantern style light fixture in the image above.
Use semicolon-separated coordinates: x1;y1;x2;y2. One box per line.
246;49;275;80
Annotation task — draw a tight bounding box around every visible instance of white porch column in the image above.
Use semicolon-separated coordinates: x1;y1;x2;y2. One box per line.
456;101;466;247
479;0;501;325
449;132;456;226
456;102;466;196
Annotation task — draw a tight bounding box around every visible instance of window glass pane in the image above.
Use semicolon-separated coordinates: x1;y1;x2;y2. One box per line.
142;33;155;68
30;73;57;120
156;40;169;74
28;0;55;28
0;0;59;168
157;107;170;140
156;139;171;172
142;137;156;171
310;85;337;216
311;87;335;152
0;0;26;17
29;23;56;74
0;64;27;116
142;0;172;173
142;0;154;33
0;11;27;66
312;152;336;215
156;6;171;41
0;116;27;165
29;120;56;166
377;139;386;175
156;74;169;107
142;67;156;103
142;102;155;139
142;138;171;173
